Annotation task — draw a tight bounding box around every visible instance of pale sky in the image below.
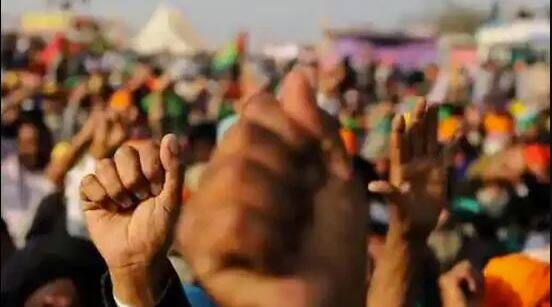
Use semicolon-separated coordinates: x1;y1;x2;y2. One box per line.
2;0;549;47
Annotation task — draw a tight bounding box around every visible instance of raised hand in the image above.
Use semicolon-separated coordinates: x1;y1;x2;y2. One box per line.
89;110;128;160
368;100;446;240
80;135;182;305
439;260;483;307
176;70;368;307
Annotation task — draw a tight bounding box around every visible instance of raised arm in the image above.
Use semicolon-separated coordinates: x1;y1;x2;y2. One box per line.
367;100;447;306
80;135;185;306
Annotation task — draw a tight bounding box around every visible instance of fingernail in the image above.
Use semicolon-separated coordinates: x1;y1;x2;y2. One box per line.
368;182;377;191
168;135;179;155
151;183;163;196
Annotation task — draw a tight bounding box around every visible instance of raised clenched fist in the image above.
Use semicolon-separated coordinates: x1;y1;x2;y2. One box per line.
80;134;182;304
175;71;369;307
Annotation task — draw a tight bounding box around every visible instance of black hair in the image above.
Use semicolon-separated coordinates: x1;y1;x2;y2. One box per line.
0;235;106;307
188;122;217;146
17;113;54;170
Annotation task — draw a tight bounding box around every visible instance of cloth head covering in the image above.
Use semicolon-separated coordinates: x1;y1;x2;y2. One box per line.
109;88;132;112
524;144;550;168
484;113;514;135
484;253;550;307
1;235;106;307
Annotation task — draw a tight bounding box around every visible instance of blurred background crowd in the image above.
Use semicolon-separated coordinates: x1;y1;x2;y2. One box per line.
0;0;550;306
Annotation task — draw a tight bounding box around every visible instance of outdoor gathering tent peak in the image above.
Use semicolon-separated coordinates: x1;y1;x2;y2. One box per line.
131;4;202;56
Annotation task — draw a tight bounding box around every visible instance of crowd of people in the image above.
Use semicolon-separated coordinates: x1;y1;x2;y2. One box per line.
0;18;550;307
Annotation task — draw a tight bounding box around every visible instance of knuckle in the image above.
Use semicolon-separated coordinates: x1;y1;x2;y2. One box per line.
242;93;272;117
124;174;141;189
96;158;114;173
238;122;257;144
114;145;135;160
80;174;97;193
143;156;163;179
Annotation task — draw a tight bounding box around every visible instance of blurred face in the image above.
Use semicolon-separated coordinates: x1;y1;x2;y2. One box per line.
465;106;481;127
17;123;40;170
425;65;439;82
24;278;80;307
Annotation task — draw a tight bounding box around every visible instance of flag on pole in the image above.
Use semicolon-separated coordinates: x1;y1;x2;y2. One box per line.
212;32;247;73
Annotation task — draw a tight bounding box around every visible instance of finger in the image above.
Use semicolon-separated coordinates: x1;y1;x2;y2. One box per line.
133;141;164;196
108;118;127;149
177;205;291;280
319;111;352;181
409;99;427;157
280;70;351;180
442;133;462;168
212;120;304;180
390;114;406;165
241;92;310;149
95;159;134;209
181;158;306;276
93;112;108;145
114;145;151;200
280;69;323;138
368;180;410;204
425;105;439;156
157;134;183;211
80;174;108;205
197;157;306;222
465;275;478;293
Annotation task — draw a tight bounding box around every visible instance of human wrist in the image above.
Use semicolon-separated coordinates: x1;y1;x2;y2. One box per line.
109;257;172;307
387;206;433;245
438;278;467;307
386;220;429;247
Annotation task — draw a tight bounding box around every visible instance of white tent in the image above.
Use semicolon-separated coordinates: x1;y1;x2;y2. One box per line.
132;4;202;56
476;19;550;62
476;20;550;46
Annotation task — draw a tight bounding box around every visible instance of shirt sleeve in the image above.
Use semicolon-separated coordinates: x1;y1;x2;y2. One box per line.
101;270;192;307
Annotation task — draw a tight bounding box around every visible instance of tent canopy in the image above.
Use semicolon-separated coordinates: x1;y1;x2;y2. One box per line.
132;4;202;56
476;20;550;46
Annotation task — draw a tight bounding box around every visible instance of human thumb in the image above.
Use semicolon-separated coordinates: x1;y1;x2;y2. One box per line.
158;134;183;209
280;69;323;137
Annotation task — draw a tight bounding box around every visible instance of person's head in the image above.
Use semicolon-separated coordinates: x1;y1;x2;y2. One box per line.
23;278;80;307
0;236;105;307
188;122;217;163
16;116;53;171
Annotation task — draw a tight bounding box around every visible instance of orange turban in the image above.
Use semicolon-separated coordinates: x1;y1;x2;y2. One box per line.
483;254;550;307
109;89;132;112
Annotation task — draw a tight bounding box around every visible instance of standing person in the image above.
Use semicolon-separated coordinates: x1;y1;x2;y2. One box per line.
1;116;55;248
472;60;498;107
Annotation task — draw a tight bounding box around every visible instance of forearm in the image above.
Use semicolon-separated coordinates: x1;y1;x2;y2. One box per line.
45;132;90;186
366;225;429;307
109;258;173;307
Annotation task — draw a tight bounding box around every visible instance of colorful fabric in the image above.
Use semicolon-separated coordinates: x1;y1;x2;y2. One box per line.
340;128;358;156
484;113;514;135
484;254;550;307
439;117;461;142
524;144;550;168
212;33;246;73
141;91;188;135
182;283;217;307
109;88;132;112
